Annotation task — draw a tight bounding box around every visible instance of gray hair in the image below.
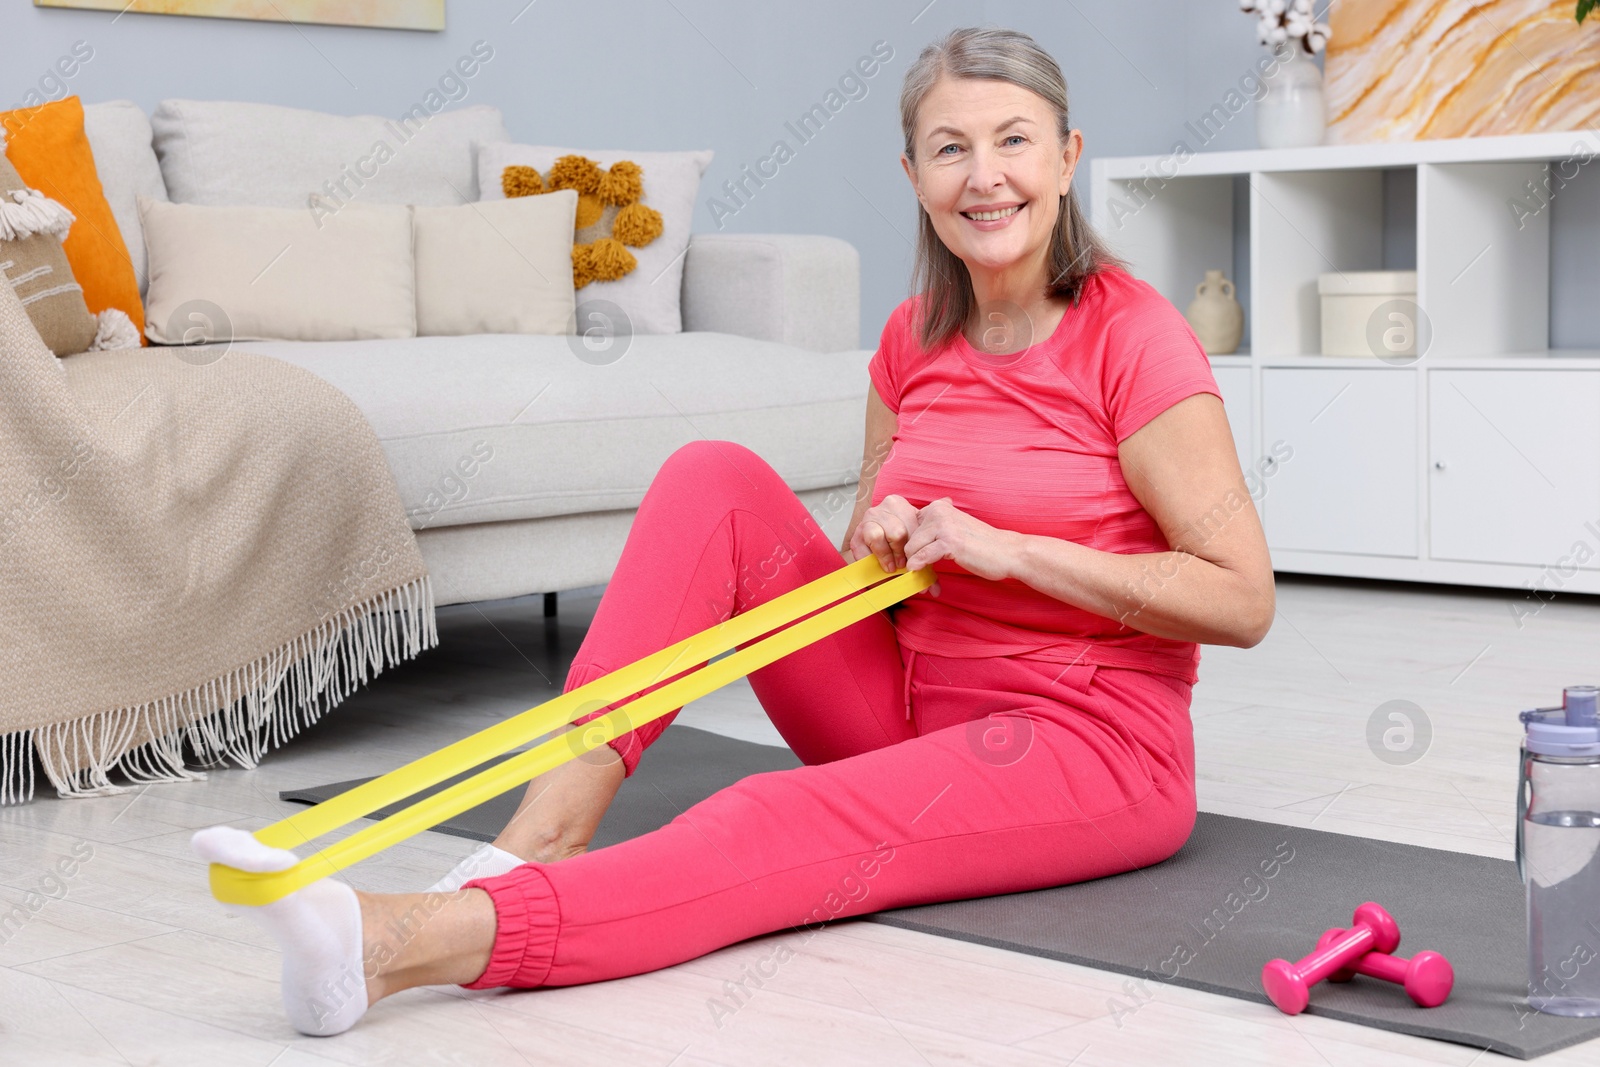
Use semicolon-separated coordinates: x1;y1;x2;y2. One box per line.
898;26;1126;352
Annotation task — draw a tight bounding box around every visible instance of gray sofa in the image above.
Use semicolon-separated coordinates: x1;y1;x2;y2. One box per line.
81;100;870;606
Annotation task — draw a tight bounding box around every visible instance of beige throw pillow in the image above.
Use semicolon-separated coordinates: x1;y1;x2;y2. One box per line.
138;196;415;343
413;191;577;336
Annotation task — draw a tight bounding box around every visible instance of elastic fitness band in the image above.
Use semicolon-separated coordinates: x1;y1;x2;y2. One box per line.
209;555;934;907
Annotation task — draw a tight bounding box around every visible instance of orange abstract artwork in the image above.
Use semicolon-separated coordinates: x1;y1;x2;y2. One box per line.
33;0;444;31
1325;0;1600;142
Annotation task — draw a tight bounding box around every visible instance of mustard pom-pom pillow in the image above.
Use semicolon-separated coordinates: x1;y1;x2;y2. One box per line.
501;154;663;289
476;144;711;335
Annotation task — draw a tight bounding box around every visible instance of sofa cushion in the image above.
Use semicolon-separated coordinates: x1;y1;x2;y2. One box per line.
413;192;577;337
139;197;416;343
235;333;871;530
150;99;509;209
81;100;167;301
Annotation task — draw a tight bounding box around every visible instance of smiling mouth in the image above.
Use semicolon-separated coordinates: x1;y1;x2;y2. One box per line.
960;203;1024;221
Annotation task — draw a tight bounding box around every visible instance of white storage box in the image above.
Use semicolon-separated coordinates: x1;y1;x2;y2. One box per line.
1317;270;1418;357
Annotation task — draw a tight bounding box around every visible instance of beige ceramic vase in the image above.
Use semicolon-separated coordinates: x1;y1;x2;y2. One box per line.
1185;269;1244;355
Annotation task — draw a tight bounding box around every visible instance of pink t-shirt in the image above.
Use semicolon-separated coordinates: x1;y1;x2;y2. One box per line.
866;265;1222;684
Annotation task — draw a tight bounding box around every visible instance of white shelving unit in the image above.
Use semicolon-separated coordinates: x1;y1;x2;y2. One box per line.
1091;130;1600;597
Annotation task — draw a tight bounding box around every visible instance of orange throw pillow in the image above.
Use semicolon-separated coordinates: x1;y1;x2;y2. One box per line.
1;96;146;344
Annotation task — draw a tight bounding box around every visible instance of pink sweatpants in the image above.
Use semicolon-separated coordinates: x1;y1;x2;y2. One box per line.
461;440;1197;989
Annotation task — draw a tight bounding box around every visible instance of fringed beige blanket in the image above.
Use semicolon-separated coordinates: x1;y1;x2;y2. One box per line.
0;277;436;802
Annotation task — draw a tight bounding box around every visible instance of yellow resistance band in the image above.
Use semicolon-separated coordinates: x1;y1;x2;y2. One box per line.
210;555;934;906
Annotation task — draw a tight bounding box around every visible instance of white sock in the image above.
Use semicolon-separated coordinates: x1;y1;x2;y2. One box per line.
424;842;525;893
191;826;367;1037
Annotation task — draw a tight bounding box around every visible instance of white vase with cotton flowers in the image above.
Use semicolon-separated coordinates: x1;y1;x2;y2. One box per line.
1242;0;1333;149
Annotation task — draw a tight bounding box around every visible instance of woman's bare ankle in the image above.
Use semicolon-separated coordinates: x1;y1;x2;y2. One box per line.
492;825;594;864
360;889;496;1004
492;737;625;862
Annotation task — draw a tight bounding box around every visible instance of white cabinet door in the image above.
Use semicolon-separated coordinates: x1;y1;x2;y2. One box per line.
1429;370;1600;567
1261;369;1417;557
1212;365;1252;474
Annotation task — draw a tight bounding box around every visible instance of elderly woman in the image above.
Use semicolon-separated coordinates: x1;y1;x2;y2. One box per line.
195;25;1272;1035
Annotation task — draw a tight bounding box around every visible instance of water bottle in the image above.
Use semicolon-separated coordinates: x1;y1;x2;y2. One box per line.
1518;685;1600;1017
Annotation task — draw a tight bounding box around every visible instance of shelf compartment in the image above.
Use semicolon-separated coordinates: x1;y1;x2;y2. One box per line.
1250;168;1409;357
1418;161;1550;358
1094;173;1245;344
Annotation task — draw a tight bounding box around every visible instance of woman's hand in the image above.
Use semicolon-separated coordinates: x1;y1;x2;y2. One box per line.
847;494;922;573
903;497;1021;587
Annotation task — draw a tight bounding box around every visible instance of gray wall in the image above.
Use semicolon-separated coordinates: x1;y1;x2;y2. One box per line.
6;1;1589;349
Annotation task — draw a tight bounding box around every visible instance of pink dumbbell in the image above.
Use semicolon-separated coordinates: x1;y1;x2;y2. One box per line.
1260;902;1401;1015
1316;926;1454;1007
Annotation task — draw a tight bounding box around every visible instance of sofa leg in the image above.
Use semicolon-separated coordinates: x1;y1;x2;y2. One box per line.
543;592;557;618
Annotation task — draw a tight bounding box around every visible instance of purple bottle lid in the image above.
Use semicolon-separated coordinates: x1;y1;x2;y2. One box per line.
1566;685;1599;727
1522;686;1600;756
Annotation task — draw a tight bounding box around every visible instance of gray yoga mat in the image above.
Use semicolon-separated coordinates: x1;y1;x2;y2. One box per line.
282;726;1600;1060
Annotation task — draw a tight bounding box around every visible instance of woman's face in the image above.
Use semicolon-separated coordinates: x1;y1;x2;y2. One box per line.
901;76;1081;283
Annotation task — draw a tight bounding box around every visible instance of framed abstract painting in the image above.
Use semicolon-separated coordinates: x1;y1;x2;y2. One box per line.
33;1;445;31
1325;0;1600;142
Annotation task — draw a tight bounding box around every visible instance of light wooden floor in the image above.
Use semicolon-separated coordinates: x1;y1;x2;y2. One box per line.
3;572;1597;1065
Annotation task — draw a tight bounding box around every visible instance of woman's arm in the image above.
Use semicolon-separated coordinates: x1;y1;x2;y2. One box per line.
1009;393;1274;647
839;385;899;560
